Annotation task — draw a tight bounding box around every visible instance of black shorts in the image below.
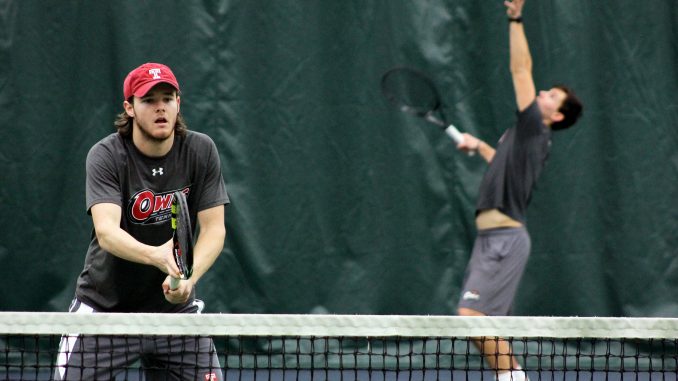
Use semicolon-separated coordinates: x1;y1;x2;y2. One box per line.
55;299;223;381
457;227;531;316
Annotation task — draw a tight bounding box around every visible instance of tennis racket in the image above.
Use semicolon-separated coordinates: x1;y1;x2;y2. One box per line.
169;191;194;290
381;66;471;153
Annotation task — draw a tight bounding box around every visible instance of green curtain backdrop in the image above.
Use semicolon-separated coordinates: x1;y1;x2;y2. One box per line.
1;1;676;316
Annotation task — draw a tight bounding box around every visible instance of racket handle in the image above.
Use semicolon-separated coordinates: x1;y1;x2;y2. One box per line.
445;125;464;144
445;125;475;156
170;276;181;290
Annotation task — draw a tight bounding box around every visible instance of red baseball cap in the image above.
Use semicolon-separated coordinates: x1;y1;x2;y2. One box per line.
123;63;180;100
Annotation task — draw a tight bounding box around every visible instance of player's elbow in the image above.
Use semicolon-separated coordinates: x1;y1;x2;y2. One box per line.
217;226;226;248
206;224;227;251
94;227;117;254
510;58;532;75
510;65;531;77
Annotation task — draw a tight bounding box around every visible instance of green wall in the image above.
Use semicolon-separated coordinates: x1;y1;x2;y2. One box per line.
1;1;676;316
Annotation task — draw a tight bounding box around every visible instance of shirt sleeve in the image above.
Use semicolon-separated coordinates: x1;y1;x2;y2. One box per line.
85;142;122;213
197;136;229;212
515;100;545;139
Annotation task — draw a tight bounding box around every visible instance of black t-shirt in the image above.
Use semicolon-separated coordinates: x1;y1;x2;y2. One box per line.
475;101;551;225
76;131;229;312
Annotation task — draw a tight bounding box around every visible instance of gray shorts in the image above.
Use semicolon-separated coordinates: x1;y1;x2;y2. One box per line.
457;227;531;316
55;299;223;381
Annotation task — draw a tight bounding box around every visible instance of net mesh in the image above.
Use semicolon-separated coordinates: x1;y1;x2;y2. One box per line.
1;312;677;381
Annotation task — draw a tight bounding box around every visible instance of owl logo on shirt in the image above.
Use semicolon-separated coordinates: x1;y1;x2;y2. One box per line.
128;187;189;224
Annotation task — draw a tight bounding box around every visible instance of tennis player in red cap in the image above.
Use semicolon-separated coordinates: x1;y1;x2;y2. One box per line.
55;63;229;380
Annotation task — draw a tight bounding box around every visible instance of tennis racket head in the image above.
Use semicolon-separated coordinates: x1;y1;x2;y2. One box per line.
381;66;444;121
171;190;194;280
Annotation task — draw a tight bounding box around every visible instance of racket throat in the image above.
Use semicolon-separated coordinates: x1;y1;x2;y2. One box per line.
423;112;445;127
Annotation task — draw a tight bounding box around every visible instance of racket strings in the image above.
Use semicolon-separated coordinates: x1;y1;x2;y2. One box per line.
173;192;194;278
381;68;441;115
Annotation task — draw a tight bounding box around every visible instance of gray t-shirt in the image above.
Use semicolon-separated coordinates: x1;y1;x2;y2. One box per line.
475;101;551;225
77;131;229;312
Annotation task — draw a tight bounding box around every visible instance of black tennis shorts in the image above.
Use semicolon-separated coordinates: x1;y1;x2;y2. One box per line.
55;299;223;381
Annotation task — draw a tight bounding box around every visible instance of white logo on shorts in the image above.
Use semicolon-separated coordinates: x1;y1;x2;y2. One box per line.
462;290;480;301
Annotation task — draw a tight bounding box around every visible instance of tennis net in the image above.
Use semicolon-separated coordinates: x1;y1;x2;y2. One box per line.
1;312;677;380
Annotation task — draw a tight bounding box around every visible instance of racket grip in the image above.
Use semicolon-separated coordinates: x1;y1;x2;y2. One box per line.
445;125;475;156
170;276;181;290
445;125;464;144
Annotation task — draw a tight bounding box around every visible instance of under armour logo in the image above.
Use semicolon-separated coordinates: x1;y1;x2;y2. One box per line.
204;373;218;381
148;68;162;79
152;167;164;176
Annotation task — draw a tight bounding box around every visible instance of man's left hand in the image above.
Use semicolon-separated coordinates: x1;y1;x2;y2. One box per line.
162;277;194;304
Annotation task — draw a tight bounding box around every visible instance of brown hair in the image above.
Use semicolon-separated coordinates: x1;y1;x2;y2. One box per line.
551;85;583;131
114;97;188;138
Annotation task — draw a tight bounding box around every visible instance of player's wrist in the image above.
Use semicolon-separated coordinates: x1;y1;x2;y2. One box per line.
508;15;522;23
473;140;482;152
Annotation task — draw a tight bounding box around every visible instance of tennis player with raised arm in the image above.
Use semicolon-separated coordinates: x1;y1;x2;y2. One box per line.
454;1;583;380
55;63;229;381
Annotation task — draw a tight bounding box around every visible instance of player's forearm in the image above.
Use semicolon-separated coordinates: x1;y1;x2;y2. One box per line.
91;202;167;269
509;22;532;76
476;140;496;163
189;225;226;285
96;227;161;267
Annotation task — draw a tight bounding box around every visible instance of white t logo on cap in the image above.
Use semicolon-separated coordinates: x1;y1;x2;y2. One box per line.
148;68;161;79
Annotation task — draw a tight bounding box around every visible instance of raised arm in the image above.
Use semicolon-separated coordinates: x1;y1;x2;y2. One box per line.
454;1;538;161
505;0;536;111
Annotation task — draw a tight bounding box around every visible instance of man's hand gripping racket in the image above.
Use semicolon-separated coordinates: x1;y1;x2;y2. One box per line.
381;66;474;155
169;191;194;290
